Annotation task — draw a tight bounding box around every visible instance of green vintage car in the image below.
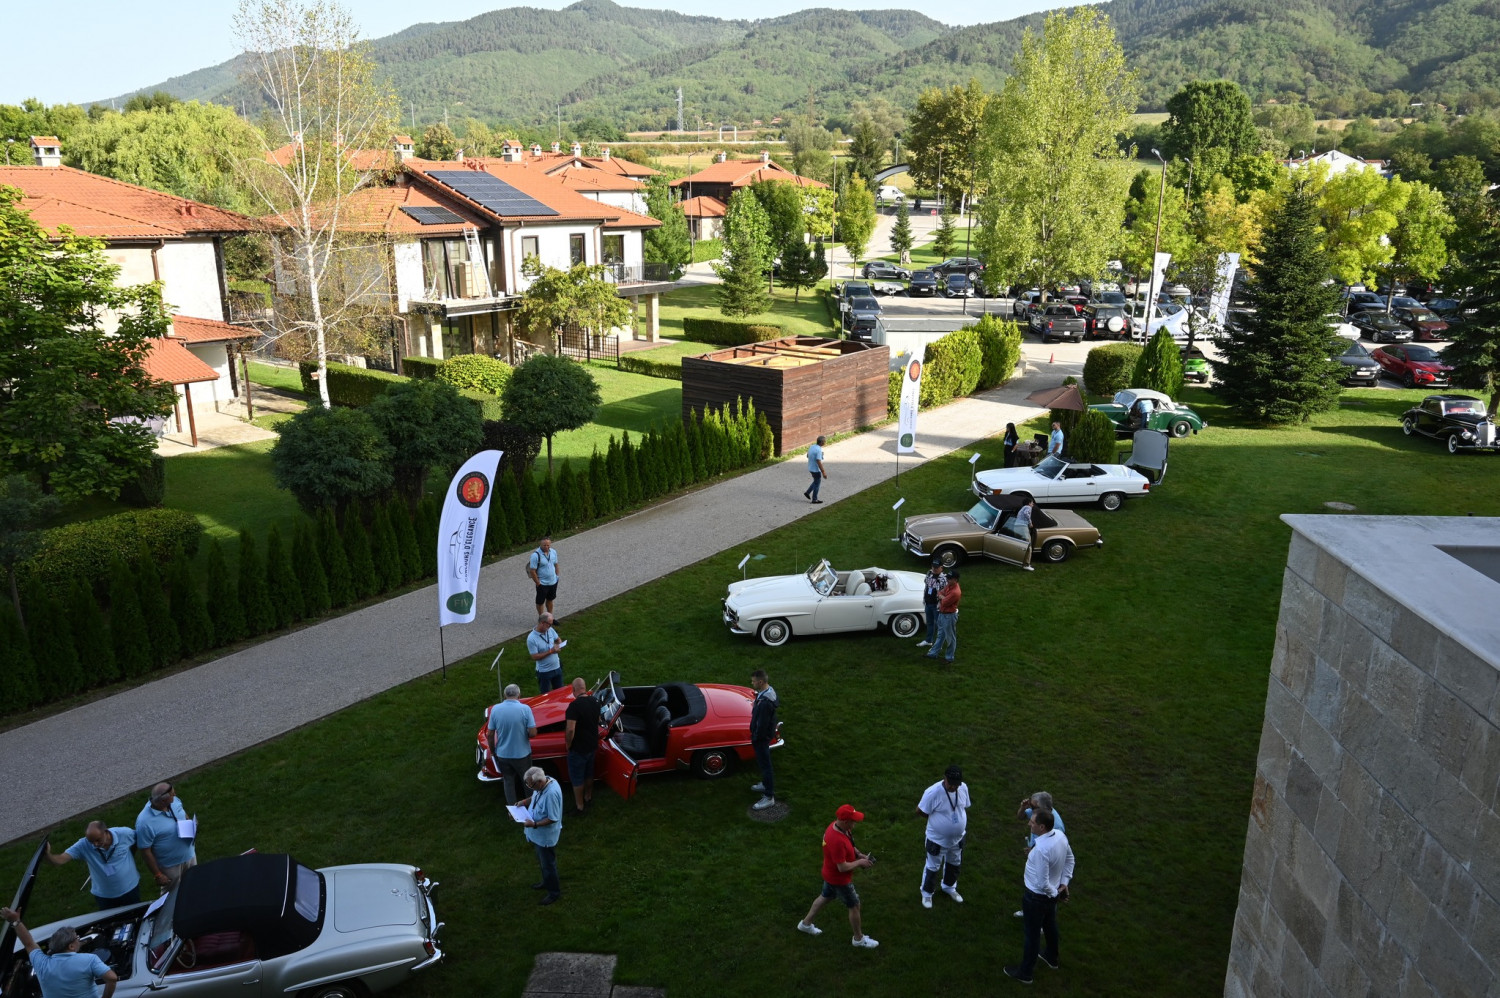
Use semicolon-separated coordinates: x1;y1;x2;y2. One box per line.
1090;388;1207;438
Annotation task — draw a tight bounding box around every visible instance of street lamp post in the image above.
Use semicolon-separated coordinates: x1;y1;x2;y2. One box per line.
1184;157;1193;207
1146;148;1168;335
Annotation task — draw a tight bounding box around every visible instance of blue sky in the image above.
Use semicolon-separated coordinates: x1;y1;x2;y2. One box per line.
8;0;1057;106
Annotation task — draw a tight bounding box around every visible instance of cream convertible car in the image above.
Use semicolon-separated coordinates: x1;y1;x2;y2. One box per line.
723;559;927;647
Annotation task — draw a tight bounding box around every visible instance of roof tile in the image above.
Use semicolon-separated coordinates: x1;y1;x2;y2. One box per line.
0;165;260;239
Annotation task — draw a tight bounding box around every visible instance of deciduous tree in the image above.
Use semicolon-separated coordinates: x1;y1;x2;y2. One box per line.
643;175;691;278
1161;81;1259;177
516;260;631;342
366;378;483;506
905;80;991;206
1314;165;1409;286
1387;180;1454;290
501;354;602;474
270;404;393;519
837;176;877;265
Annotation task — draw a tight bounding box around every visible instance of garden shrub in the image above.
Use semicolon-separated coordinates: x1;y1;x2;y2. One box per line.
619;356;684;380
387;498;422;583
920;327;983;407
681;317;783;345
169;546;215;657
292;520;331;619
25;580;82;701
975;316;1024;390
20;509;203;597
134;545;179;669
121;454;167;508
368;505;403;593
1133;329;1186;398
68;578;116;683
483;420;543;483
298;360;407;407
401;356;444;380
108;558;153;679
0;602;40;714
439;354;513;395
265;524;304;630
887;369;902;420
459;389;505;423
238;530;275;637
342;515;377;600
1083;342;1142;397
1069;408;1121;464
205;539;245;646
319;509;354;609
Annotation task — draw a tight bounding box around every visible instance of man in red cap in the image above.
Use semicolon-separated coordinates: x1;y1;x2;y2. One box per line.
796;804;878;948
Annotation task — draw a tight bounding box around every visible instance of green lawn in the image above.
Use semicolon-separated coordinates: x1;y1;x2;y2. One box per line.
621;338;718;365
540;365;684;471
7;386;1493;996
658;283;835;339
163;440;302;552
246;361;307;396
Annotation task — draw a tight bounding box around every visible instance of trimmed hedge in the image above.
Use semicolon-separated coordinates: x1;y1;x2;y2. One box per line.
439;354;513;395
975;316;1024;390
681;317;783;346
122;454;168;508
298;360;407;407
459;388;505;423
619;356;684;380
1084;342;1143;397
401;356;444;380
20;509;203;597
1069;408;1120;463
920;327;983;407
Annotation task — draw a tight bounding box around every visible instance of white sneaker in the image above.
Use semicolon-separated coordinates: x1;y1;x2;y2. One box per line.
852;936;879;949
921;893;933;909
916;640;931;648
797;921;822;936
750;783;766;793
753;796;776;810
1023;565;1035;572
943;888;964;903
1014;910;1023;917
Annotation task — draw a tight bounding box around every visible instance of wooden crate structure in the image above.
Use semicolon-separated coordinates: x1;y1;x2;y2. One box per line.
681;337;889;455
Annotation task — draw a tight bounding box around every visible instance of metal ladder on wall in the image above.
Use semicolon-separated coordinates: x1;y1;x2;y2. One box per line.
463;226;493;297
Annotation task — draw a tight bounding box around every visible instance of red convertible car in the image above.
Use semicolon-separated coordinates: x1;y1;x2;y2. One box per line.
1372;343;1452;388
474;672;781;799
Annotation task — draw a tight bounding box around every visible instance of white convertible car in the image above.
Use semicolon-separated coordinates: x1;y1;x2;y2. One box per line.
971;433;1169;511
723;559;927;647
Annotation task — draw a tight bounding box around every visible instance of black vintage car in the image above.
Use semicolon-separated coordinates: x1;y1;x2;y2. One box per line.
1400;394;1500;454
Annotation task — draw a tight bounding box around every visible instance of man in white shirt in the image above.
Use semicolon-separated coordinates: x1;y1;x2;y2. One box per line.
916;765;970;909
1004;808;1074;983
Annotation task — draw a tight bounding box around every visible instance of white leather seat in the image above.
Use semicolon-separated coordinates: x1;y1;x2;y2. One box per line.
852;581;872;597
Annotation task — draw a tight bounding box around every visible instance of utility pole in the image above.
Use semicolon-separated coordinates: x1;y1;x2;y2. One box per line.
677;88;684;136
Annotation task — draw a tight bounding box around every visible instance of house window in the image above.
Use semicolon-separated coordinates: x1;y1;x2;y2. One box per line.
521;236;539;265
570;234;586;266
602;234;625;264
422;239;450;298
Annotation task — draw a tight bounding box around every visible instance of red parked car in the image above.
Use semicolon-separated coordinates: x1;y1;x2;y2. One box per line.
1372;343;1452;388
1392;307;1449;341
475;671;781;798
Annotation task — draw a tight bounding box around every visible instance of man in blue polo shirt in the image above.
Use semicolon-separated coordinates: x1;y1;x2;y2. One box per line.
44;822;141;910
527;536;560;616
526;613;564;694
134;782;195;893
519;766;564;905
487;684;537;806
1;908;117;998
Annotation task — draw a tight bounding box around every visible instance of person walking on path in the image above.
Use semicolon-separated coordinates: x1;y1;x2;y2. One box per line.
526;613;565;694
1;908;118;998
1003;423;1020;468
748;669;780;811
1004;808;1074;983
563;678;599;813
488;684;537;806
1048;421;1065;459
797;804;878;948
804;436;828;504
916;560;947;648
528;536;560;617
1015;498;1037;572
135;782;195;893
44;822;141;910
518;766;564;905
924;570;962;663
917;765;971;909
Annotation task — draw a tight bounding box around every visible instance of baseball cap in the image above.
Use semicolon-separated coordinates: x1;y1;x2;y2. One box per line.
931;556;943;565
836;804;865;822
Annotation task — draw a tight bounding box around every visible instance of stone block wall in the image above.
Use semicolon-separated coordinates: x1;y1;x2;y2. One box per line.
1225;516;1500;998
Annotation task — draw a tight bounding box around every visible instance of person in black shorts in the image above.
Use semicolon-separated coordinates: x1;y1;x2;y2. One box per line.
528;536;560;615
564;677;600;813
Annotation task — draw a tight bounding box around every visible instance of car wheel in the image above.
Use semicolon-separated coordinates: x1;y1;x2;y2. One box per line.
1447;434;1461;455
934;544;966;569
757;618;791;648
1041;539;1071;563
889;612;921;639
1099;491;1124;512
304;984;366;998
1402;372;1416;388
1402;417;1417;436
1169;420;1191;438
692;748;735;779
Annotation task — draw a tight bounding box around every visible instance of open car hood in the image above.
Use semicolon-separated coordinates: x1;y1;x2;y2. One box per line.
0;838;47;989
1125;430;1169;483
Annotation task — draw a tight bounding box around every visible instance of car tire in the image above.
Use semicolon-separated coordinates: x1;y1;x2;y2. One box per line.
1169;420;1191;438
304;984;367;998
1099;491;1124;512
1402;417;1417;436
934;544;966;569
889;612;921;639
757;618;791;648
1402;372;1416;388
1447;434;1461;455
692;748;735;779
1041;539;1071;563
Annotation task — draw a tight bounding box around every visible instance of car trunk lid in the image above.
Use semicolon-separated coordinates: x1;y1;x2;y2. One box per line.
331;867;421;933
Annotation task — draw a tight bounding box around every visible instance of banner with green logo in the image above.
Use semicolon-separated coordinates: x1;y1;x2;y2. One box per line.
437;449;503;627
897;344;925;455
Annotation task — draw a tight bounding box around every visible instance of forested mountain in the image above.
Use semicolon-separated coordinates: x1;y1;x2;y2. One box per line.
109;0;1500;130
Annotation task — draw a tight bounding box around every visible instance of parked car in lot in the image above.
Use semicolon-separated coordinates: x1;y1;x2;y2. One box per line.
1392;307;1449;341
1373;343;1452;387
1181;346;1211;384
901;494;1103;567
723;559;928;646
1334;340;1382;385
1012;290;1044;319
971;433;1169;511
1031;304;1087;343
1425;297;1464;317
1084;304;1129;339
944;273;974;298
1090;388;1207;438
1326;313;1360;341
1351;311;1412;342
1400;394;1500;454
1;846;442;998
932;257;985;279
1344;290;1384;311
477;671;777;793
862;260;910;281
907;269;939;296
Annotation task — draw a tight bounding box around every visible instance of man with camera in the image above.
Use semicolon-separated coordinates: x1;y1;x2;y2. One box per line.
796;804;878;948
917;765;970;908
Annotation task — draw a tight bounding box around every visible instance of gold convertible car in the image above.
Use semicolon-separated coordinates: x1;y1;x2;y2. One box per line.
901;493;1103;567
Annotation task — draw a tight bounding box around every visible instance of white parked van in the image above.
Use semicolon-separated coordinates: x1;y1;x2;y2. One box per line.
876;185;904;202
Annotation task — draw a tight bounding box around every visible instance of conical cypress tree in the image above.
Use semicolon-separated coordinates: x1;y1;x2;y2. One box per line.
368;504;403;593
621;432;641;504
686;410;707;480
319;509;354;608
109;557;153;679
0;600;41;714
484;483;508;556
238;530;275;637
605;435;626;505
134;545;179;668
293;520;331;618
265;524;305;629
575;471;596;523
638;431;660;499
342;514;377;600
555;461;578;530
206;538;245;646
538;471;560;534
670;420;691;487
497;473;524;549
588;447;613;517
520;470;545;540
168;546;214;656
24;580;81;701
68;578;116;684
388;499;422;583
415;497;440;578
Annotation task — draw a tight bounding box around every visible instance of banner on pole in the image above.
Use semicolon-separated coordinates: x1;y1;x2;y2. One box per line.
437;449;503;627
896;345;926;455
1208;252;1241;332
1143;251;1172;322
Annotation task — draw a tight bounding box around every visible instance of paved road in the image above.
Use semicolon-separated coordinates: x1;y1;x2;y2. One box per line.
0;346;1087;846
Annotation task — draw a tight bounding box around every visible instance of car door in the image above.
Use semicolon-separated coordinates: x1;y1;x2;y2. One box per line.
981;528;1029;565
1417;398;1444;433
149;938;264;996
812;591;877;633
595;738;640;800
1060;465;1103;502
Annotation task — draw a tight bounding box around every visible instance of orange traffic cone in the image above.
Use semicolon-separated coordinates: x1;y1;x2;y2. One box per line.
1049;353;1055;363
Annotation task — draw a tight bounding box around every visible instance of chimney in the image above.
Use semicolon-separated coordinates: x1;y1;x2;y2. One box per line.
571;142;582;157
456;148;465;163
501;141;522;163
717;151;727;163
393;135;414;162
30;136;61;168
551;142;561;154
760;150;770;164
532;144;542;156
602;147;611;161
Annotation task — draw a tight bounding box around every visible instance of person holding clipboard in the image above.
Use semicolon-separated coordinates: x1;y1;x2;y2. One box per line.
514;767;564;905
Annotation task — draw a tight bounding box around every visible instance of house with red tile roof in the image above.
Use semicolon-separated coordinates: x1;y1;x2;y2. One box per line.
670;151;827;204
0;142;263;446
679;195;728;241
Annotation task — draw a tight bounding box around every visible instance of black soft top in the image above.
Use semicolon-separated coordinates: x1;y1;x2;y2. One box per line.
174;854;320;956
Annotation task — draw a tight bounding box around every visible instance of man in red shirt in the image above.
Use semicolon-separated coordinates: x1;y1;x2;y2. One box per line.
796;804;879;948
923;570;962;663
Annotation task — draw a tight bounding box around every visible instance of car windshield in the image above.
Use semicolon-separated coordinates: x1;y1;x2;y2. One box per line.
807;560;837;596
1034;456;1066;477
1406;346;1441;362
1444;400;1485;415
1341;342;1373;359
968;500;1000;529
1408;310;1437;320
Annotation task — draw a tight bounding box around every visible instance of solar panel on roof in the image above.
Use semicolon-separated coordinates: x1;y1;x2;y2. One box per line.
429;170;559;217
399;205;466;225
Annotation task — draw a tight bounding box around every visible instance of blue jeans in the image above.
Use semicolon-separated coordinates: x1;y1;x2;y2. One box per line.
922;599;939;642
534;843;560;897
753;740;775;797
927;612;957;661
805;471;821;499
1020;888;1059;976
537;669;563;694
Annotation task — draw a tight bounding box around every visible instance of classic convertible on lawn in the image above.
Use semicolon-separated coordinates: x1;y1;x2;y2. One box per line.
902;494;1103;567
476;672;778;796
1089;388;1207;438
2;845;441;998
972;433;1168;512
723;559;926;646
1400;394;1500;454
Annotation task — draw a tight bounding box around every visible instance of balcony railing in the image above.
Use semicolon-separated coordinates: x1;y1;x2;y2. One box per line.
601;262;677;285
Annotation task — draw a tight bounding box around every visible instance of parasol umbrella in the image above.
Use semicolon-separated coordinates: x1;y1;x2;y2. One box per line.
1023;383;1085;411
